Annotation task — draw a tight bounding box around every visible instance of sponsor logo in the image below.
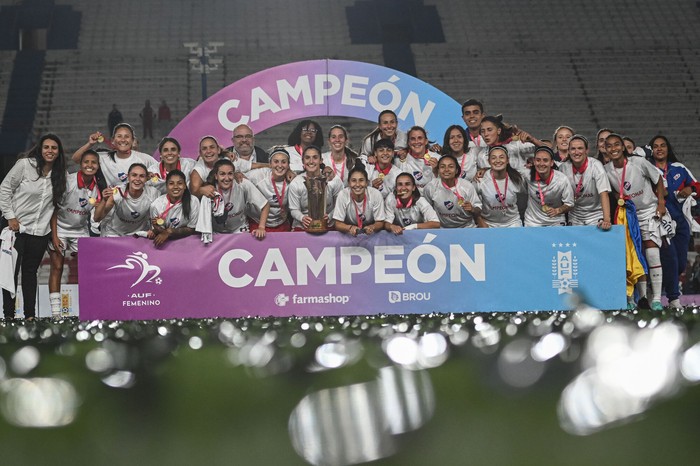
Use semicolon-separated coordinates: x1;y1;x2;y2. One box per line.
107;251;162;288
388;291;432;303
274;293;290;307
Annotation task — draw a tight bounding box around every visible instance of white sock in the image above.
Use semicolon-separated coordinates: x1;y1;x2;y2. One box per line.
636;280;648;299
646;248;662;302
50;292;61;316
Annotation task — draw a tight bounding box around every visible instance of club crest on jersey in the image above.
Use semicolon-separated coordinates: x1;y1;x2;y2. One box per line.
402;218;413;226
673;173;681;181
413;170;423;181
130;211;140;219
170;217;181;228
118;172;128;182
623;181;632;191
79;197;88;208
495;193;506;203
358;213;366;223
444;200;454;210
272;194;279;203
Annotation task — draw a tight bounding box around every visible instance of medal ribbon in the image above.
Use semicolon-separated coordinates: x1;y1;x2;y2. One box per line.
159;195;182;222
332;155;346;181
353;193;367;229
442;180;464;203
491;171;509;207
78;172;101;203
375;163;392;177
573;158;588;197
536;169;554;208
159;160;181;179
271;175;287;212
619;158;628;199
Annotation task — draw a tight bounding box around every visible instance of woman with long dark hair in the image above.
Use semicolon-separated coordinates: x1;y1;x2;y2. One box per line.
523;146;574;227
322;125;359;186
48;149;105;317
384;173;440;234
423;155;482;228
333;162;386;236
288;145;344;231
94;163;160;237
201;158;270;238
148;137;196;195
475;146;525;228
149;169;200;246
648;134;700;309
0;133;67;320
604;133;667;310
440;125;479;181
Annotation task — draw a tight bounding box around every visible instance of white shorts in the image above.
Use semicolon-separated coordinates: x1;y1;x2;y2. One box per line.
48;236;80;255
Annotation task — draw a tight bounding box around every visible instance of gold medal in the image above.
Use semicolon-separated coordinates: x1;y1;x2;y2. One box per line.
96;135;104;143
112;187;119;195
424;154;431;162
88;197;96;205
618;198;625;206
156;218;165;226
458;199;465;207
378;173;385;180
151;176;159;183
542;205;549;213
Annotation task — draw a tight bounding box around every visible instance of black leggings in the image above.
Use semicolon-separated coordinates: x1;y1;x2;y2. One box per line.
3;233;50;318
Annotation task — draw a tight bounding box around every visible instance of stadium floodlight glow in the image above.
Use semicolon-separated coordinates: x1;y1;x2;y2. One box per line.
184;41;225;101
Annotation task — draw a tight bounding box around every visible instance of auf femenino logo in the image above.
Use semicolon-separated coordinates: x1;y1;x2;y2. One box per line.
107;251;162;288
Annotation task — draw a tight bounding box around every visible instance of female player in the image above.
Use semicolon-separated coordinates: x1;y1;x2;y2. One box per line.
359;109;408;162
604;133;666;310
72;124;157;188
148;169;200;246
365;138;402;199
523;146;574;227
48;149;105;317
440;125;479;182
288;145;344;231
475;146;525;228
423;155;482;228
384;173;440;234
284;119;324;172
201;158;269;238
243;147;294;232
394;126;440;191
148;137;196;194
0;133;67;320
558;135;612;229
649;134;699;309
94;163;160;237
333;162;386;236
190;135;224;198
322;125;359;186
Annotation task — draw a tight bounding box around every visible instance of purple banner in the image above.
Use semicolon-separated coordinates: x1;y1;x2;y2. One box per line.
78;227;626;320
162;60;462;158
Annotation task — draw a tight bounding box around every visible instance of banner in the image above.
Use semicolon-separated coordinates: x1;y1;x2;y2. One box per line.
164;60;462;158
78;227;626;320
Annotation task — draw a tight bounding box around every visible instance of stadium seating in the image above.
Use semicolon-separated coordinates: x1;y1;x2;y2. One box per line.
17;0;695;176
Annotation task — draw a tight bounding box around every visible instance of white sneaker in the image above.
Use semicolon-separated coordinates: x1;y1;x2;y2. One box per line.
669;299;682;309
